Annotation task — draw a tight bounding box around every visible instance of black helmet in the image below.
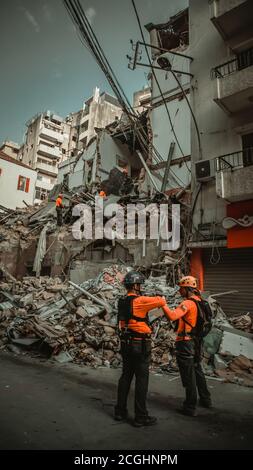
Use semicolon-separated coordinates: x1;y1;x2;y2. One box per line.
123;271;145;286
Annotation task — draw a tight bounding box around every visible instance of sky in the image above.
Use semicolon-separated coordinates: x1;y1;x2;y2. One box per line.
0;0;187;145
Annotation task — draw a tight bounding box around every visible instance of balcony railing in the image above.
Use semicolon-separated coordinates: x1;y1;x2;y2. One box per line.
36;161;58;175
216;147;253;171
211;46;253;79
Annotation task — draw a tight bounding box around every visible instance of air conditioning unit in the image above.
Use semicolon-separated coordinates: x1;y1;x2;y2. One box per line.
156;53;172;71
195;159;215;182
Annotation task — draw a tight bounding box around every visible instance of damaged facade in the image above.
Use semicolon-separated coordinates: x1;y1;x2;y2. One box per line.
189;0;253;316
0;151;37;209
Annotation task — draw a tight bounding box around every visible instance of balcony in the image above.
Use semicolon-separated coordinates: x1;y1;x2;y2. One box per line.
216;148;253;201
37;143;61;159
39;126;64;143
79;129;89;143
35;178;55;191
210;0;253;52
80;113;89;126
36;160;58;176
211;48;253;114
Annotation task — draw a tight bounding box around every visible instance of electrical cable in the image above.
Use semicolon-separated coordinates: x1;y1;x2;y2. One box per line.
63;0;187;190
170;69;202;159
131;0;191;173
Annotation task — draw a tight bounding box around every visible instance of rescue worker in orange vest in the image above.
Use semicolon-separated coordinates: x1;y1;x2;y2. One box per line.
115;271;168;427
55;194;64;226
162;276;212;416
99;190;106;198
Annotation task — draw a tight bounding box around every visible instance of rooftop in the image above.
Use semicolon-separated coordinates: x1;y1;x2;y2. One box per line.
0;151;36;171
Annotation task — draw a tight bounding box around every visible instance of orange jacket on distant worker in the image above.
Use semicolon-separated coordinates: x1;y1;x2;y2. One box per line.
99;190;106;198
119;292;167;335
56;196;63;208
162;294;200;341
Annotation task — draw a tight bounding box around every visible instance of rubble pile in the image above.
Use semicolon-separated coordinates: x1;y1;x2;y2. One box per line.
229;313;253;333
0;265;178;370
214;355;253;388
1;263;252;385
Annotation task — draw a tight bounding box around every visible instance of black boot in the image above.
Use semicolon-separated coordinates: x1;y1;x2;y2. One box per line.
133;415;157;427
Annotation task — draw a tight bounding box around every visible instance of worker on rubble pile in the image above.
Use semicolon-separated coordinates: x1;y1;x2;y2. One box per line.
99;190;106;198
115;270;169;427
162;276;212;417
55;193;64;227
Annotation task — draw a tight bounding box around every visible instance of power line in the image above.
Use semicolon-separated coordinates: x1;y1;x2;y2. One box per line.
131;0;191;173
170;69;202;159
63;0;187;190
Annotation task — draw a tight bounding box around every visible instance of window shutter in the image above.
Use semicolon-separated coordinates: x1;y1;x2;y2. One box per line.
25;178;30;193
17;175;22;189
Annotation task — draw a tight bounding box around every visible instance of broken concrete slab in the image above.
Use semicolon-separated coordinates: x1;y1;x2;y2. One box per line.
54;351;73;363
76;306;87;319
219;327;253;361
214;354;228;370
19;293;34;307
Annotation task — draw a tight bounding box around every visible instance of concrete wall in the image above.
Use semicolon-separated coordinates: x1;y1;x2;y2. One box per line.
79;92;122;147
216;165;253;201
21;115;41;168
58;131;141;191
0;158;37;209
215;64;253;114
150;48;191;190
57;157;76;184
0;142;20;160
212;0;246;17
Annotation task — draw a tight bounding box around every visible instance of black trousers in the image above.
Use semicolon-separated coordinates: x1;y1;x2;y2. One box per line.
56;207;63;226
115;338;151;419
176;339;211;411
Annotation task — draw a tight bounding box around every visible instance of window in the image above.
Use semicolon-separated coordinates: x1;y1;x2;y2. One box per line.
81;120;89;132
242;133;253;166
72;135;77;142
62;149;66;154
17;176;30;192
35;187;49;200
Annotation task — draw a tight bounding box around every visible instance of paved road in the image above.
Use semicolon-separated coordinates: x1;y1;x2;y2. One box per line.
0;352;252;450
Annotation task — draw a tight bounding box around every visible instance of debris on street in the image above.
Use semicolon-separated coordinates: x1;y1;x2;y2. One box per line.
0;263;252;386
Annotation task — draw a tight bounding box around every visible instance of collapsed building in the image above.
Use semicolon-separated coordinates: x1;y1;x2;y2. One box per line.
0;3;253;388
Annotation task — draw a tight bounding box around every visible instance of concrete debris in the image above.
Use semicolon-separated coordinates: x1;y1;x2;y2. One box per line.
229;313;253;333
219;327;253;361
214;354;228;370
0;264;179;371
0;263;252;384
215;355;253;387
54;351;73;363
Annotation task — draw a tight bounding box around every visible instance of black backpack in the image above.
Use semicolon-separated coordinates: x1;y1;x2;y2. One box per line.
117;296;149;326
182;298;213;338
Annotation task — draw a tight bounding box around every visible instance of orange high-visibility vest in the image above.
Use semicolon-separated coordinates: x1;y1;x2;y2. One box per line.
119;292;166;334
56;197;63;207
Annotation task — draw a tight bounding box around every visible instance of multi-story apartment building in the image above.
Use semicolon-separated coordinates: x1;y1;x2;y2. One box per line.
19;111;73;203
0;141;20;160
189;0;253;315
18;89;122;203
133;87;151;113
78;87;122;148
